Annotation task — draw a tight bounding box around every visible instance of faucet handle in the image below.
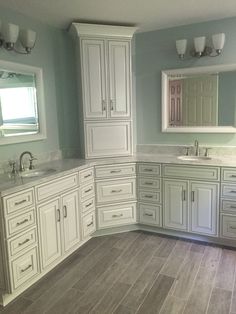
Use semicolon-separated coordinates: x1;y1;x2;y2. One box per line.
9;160;17;174
29;156;37;170
204;147;211;157
184;147;191;156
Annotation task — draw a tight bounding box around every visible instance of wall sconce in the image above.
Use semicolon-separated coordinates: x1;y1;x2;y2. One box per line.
176;33;225;59
0;21;36;54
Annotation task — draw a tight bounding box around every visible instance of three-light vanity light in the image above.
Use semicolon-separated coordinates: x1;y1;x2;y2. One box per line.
176;33;225;59
0;20;36;54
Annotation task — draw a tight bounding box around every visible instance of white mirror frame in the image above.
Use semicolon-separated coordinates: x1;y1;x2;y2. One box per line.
162;64;236;133
0;60;46;145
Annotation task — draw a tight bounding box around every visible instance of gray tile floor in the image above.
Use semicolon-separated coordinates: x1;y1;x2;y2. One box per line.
1;231;236;314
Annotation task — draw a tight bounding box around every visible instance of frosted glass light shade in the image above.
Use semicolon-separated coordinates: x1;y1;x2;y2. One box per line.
212;33;225;50
194;36;206;53
3;23;19;44
20;29;36;52
176;39;187;58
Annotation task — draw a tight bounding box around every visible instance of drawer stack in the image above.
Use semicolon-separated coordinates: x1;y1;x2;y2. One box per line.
95;163;137;229
138;163;162;227
79;167;96;238
220;168;236;239
2;188;39;292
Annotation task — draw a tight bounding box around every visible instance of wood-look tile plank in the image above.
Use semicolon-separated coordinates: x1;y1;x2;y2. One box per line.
154;238;177;258
160;295;186;314
190;242;206;254
113;304;135;314
207;288;232;314
201;246;222;272
214;249;236;291
0;297;32;314
136;274;174;314
113;231;141;250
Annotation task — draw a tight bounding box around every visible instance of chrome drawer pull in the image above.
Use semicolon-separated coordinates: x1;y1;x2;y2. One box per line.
182;190;186;201
144;213;153;217
15;199;27;206
191;191;195;202
229;226;236;230
16;219;29;226
87;221;93;227
230;206;236;209
144;195;153;198
85;201;93;208
111;189;122;193
84;188;92;193
144;168;153;172
63;205;67;218
110;170;121;173
230;191;236;193
21;264;32;273
230;175;236;178
18;238;30;246
144;182;154;185
57;209;61;222
84;174;92;178
112;214;123;218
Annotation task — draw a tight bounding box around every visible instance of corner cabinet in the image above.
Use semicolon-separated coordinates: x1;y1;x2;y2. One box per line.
69;23;137;158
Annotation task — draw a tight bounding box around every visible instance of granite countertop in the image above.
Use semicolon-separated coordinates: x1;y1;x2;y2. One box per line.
1;153;236;196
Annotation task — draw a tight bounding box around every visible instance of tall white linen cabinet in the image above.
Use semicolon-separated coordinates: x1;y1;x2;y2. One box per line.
69;23;137;158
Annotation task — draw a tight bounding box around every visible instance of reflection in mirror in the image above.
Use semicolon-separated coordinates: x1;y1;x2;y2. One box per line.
0;71;38;137
162;64;236;133
0;60;46;145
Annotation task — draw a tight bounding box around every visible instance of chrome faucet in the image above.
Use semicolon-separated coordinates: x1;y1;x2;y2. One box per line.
194;140;200;156
19;151;37;172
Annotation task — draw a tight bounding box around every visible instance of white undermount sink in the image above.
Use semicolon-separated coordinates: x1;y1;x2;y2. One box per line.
20;168;56;178
178;155;212;161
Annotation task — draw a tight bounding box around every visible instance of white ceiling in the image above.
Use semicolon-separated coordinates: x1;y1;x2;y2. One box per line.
1;0;236;32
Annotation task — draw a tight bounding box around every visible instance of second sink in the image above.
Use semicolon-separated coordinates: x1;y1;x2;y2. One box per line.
20;168;56;178
178;155;212;161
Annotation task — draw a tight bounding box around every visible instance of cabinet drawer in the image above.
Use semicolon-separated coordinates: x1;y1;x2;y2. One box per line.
221;214;236;239
6;210;36;238
95;164;136;179
80;183;95;201
163;164;219;181
221;184;236;199
96;178;136;204
3;189;34;216
97;203;136;229
81;197;95;214
138;177;161;190
82;211;96;238
139;203;162;227
221;200;236;213
10;247;39;291
36;173;78;202
138;164;161;176
8;228;37;258
138;190;161;203
222;168;236;183
79;167;94;185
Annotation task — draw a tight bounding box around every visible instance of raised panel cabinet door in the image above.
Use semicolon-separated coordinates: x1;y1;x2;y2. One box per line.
108;40;131;118
163;179;188;231
62;191;81;253
81;39;107;119
38;199;62;270
190;182;219;236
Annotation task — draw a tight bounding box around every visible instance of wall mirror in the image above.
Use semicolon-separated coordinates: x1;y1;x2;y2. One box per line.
0;60;46;145
162;64;236;133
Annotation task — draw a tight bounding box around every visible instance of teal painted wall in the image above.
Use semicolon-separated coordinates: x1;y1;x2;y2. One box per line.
0;6;79;161
135;17;236;146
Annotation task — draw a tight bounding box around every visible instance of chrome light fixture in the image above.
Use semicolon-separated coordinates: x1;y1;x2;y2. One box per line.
0;20;36;54
176;33;225;59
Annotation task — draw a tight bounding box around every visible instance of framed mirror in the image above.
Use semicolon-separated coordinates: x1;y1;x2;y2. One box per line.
0;60;46;144
162;64;236;133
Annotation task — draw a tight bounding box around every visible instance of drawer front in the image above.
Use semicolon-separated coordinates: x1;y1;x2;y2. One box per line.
138;190;161;203
79;167;94;185
221;214;236;239
97;203;136;229
81;197;95;214
3;189;34;216
95;164;136;179
138;164;161;176
163;164;219;181
80;183;95;201
139;203;162;227
138;177;161;190
36;173;78;202
96;178;136;204
8;228;37;258
82;211;96;238
221;200;236;213
221;184;236;199
6;210;36;238
222;168;236;183
11;247;39;290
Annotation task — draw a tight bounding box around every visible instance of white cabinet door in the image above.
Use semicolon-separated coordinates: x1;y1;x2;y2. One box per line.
38;199;62;270
108;40;131;118
62;191;80;253
81;39;107;119
163;179;188;231
190;182;219;236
